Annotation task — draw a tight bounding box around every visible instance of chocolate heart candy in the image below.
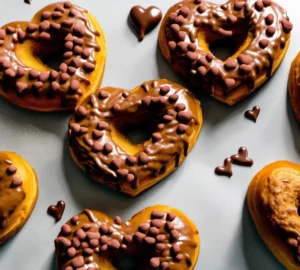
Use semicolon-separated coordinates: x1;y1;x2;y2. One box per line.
47;200;66;222
231;147;253;167
215;158;233;177
129;6;162;41
245;106;260;122
55;205;200;269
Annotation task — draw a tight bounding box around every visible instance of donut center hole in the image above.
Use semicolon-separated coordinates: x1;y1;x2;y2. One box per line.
115;254;138;270
205;19;251;61
111;110;160;155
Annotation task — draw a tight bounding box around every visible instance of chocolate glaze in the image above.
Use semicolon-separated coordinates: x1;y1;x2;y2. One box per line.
245;106;260;122
129;6;162;41
161;0;292;96
0;1;101;110
0;158;25;229
231;146;253;166
55;207;199;269
215;158;232;177
68;79;201;196
47;200;65;222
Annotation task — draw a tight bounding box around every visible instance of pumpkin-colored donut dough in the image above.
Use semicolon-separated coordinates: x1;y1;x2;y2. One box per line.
68;79;203;197
159;0;292;105
247;161;300;270
55;205;200;269
0;1;106;111
0;152;38;244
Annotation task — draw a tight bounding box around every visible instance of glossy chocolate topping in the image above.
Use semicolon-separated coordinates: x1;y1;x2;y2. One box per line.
55;207;199;269
48;200;66;222
68;79;201;196
161;0;292;95
245;106;260;122
129;6;163;41
215;158;232;177
231;146;253;166
0;159;25;230
0;1;101;109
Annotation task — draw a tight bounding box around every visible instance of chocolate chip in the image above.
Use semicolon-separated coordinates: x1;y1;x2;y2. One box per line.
112;104;121;114
126;156;137;166
72;256;84;268
50;70;58;80
239;64;252;75
265;14;274;25
151;210;164;219
156;234;166;242
51;81;60;91
126;174;135;183
177;124;188;134
139;223;150;233
5;69;16;78
168;41;177;51
11;176;22;187
71;215;79;225
255;1;264;11
67;247;76;258
179;7;189;18
178;31;186;41
178;111;193;123
175;103;186;112
71;58;80;68
40;32;51;40
117;169;129;178
139;152;149;164
167;212;176;221
161;262;169;270
168;94;179;103
171;243;181;254
108;240;120;250
157;123;164;130
18;30;26;41
62;19;74;28
266;26;275;36
259;39;269;48
186;51;198;62
75;106;86;117
103;143;113;154
111;158;122;170
262;0;271;6
227;15;237;24
224;59;237;70
90;239;99;247
70;80;80;92
166;221;175;231
238;54;253;65
176;41;188;53
234;1;244;10
64;1;72;8
83;248;94;256
6;26;15;34
0;29;6;39
72;238;80;248
197;66;206;76
74;45;83;55
160;86;170;95
56;237;71;248
33;81;43;89
150;257;160;268
82;48;91;59
144;237;156;245
197;3;206;13
61;224;72;235
287;238;298;247
52;11;63;19
281;19;293;33
87;232;100;240
83;62;95;72
68;66;77;75
123;235;132;244
151;219;163;228
40;20;50;31
174;15;184;25
134;232;145;243
170;24;180;33
16;82;28;94
163;114;173;123
73;25;86;37
70;123;81;133
93;142;103;152
152;133;162;142
194;18;201;27
176;254;184;261
170;230;180;241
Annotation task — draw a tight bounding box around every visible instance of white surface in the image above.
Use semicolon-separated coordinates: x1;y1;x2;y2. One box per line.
0;0;299;269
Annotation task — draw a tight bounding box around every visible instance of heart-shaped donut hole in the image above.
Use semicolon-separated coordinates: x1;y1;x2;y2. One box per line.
248;161;300;269
0;1;106;111
159;0;293;105
68;79;203;197
55;205;200;270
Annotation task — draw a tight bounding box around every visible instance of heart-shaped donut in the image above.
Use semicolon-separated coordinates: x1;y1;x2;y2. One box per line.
68;79;202;197
0;1;106;111
0;152;38;244
55;205;200;270
159;0;293;105
247;161;300;269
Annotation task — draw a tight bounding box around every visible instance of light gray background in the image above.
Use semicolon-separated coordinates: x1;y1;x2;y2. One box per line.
0;0;299;269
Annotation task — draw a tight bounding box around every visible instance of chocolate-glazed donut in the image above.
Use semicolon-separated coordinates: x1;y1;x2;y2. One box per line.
0;152;38;244
159;0;292;105
68;79;202;197
55;205;200;270
0;1;106;111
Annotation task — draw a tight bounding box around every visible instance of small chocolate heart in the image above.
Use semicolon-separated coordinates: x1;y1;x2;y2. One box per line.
245;106;260;122
215;158;232;177
129;6;162;41
47;200;65;222
231;147;253;167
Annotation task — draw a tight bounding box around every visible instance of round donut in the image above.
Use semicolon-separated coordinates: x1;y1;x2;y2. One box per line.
247;161;300;270
68;79;202;197
55;205;200;270
0;1;106;112
159;0;293;105
0;152;38;244
288;52;300;122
